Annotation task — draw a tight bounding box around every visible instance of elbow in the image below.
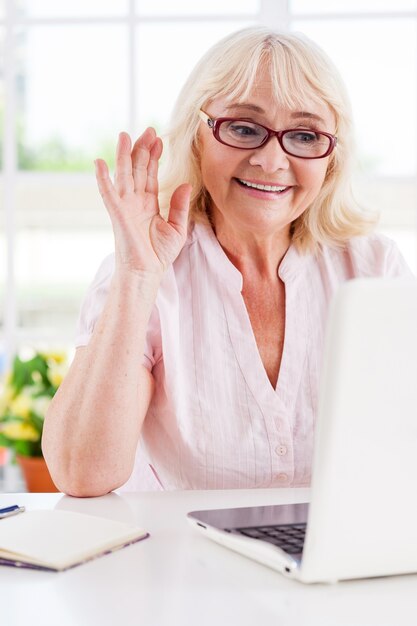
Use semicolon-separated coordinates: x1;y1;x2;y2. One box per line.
45;463;127;498
56;480;115;498
42;440;129;498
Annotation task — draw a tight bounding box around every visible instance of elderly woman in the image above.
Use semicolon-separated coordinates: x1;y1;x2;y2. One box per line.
42;27;411;496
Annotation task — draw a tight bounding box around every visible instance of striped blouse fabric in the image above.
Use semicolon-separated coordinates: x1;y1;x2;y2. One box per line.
76;221;413;491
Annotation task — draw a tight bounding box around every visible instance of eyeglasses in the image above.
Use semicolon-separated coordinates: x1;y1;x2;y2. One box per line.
199;109;337;159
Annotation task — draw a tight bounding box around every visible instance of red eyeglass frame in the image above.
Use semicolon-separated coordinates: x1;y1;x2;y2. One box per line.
199;110;337;159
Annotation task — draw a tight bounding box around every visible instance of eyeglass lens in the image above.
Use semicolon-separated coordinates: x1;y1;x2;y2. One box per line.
218;120;331;158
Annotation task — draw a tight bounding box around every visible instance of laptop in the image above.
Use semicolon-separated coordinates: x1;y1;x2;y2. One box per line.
187;277;417;583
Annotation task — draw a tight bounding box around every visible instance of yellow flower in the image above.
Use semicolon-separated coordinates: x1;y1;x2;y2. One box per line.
31;371;42;384
1;421;39;442
9;390;32;419
43;351;66;364
47;362;67;387
0;384;14;414
31;396;51;418
4;371;13;385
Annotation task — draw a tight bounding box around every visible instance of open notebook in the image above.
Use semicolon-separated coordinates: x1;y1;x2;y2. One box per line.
0;509;149;571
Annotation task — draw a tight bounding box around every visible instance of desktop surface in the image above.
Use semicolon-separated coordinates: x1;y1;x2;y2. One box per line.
1;488;416;626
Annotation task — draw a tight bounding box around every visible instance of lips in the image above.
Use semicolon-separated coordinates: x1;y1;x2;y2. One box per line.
235;178;291;193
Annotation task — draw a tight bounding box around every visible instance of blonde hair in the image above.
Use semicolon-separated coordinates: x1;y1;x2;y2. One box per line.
159;27;377;251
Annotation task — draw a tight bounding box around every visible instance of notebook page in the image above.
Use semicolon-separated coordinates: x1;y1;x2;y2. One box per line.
0;510;147;569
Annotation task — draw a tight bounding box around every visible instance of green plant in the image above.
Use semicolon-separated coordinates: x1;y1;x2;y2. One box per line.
0;351;67;458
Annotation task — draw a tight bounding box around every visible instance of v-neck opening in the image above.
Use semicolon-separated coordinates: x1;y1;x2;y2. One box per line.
221;274;306;413
194;220;309;412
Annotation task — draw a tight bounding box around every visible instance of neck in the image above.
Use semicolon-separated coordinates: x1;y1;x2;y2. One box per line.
212;218;292;281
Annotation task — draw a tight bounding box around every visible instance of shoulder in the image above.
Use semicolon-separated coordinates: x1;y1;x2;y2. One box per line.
320;233;413;278
345;232;398;257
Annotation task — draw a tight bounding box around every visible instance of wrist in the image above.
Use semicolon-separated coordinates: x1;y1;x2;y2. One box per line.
112;266;162;305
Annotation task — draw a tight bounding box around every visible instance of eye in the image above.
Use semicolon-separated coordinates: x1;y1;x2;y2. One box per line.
286;130;320;143
227;121;263;137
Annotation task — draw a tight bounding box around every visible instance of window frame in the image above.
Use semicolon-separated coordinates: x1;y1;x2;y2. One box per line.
1;0;416;366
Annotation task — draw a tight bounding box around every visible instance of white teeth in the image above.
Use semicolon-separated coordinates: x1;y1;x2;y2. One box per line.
238;179;288;192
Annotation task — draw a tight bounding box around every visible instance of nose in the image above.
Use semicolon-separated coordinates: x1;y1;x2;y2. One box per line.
248;136;290;172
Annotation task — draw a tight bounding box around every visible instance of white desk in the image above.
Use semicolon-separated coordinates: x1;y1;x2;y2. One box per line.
1;488;417;626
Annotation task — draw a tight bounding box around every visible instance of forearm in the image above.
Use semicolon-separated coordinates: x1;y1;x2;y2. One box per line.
43;126;190;497
42;269;160;496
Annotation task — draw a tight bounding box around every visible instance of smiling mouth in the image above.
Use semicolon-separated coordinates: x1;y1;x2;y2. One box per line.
235;178;291;193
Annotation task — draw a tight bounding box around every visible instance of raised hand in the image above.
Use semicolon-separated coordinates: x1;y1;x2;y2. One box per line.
95;128;191;277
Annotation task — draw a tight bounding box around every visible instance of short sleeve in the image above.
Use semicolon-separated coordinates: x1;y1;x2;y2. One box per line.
346;234;415;279
383;239;415;278
75;254;115;346
74;254;162;371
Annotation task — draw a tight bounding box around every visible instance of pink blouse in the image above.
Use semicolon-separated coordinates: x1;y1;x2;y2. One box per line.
76;222;412;491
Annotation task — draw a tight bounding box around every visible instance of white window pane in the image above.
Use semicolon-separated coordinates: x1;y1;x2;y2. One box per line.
17;25;129;171
15;174;107;229
353;178;417;274
136;20;255;132
0;29;4;170
353;177;416;225
293;19;417;176
16;228;113;341
14;173;113;345
137;0;259;16
291;0;417;13
17;0;128;18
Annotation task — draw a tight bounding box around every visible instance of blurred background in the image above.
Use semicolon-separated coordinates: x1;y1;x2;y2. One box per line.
0;0;416;367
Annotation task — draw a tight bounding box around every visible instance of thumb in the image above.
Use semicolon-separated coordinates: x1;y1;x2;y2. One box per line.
167;183;192;235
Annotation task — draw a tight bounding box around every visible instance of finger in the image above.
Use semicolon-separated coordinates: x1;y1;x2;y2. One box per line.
167;183;192;235
145;137;163;196
95;159;119;213
114;132;134;196
131;128;157;193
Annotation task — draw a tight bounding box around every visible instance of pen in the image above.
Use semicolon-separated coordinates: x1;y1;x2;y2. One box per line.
0;505;26;519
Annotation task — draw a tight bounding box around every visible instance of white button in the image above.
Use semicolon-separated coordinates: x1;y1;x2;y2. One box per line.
277;473;288;482
275;445;288;456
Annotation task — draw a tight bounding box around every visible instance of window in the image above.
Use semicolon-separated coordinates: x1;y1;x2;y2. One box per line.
0;0;416;368
0;1;258;366
291;1;417;274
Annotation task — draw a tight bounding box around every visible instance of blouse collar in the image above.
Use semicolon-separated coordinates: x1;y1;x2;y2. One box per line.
191;220;310;291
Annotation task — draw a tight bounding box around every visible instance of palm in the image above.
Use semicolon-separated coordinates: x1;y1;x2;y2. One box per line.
95;129;191;275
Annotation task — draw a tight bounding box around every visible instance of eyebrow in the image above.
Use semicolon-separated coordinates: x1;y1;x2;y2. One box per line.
224;104;326;125
290;111;326;125
224;103;265;114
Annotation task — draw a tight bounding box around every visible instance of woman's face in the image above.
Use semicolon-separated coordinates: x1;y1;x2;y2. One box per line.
198;69;336;238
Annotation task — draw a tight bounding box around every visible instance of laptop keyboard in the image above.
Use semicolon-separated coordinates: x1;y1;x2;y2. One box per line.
232;523;307;555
